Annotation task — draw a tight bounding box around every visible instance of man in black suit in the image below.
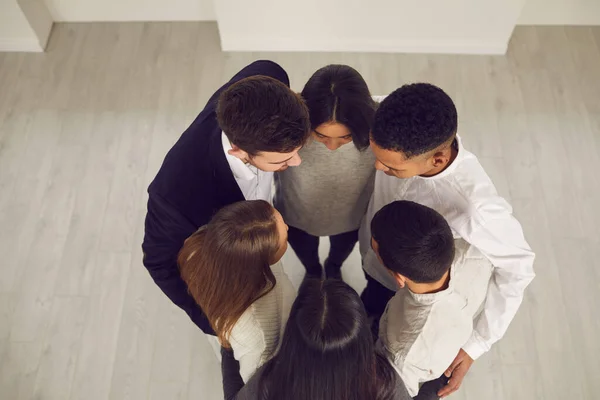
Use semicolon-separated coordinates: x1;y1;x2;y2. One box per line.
142;60;310;334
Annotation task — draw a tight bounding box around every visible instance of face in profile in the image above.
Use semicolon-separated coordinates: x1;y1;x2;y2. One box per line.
370;237;383;264
250;148;303;172
370;140;433;179
313;122;353;151
271;209;289;263
227;145;303;172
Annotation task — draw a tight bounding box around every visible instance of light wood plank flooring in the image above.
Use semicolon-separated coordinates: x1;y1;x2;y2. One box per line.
1;22;599;400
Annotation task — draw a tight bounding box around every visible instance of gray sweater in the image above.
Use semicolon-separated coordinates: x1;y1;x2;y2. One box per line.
274;137;376;237
232;364;412;400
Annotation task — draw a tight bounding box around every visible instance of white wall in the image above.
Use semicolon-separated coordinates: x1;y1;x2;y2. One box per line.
0;0;42;51
44;0;216;22
519;0;600;25
215;0;526;54
17;0;54;48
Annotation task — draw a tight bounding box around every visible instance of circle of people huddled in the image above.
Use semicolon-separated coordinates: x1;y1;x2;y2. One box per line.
142;61;535;400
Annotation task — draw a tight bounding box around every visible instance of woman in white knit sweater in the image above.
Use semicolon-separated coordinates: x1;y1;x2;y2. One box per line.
178;200;296;382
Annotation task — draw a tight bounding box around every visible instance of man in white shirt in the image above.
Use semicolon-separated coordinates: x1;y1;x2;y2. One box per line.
371;200;493;398
359;83;535;398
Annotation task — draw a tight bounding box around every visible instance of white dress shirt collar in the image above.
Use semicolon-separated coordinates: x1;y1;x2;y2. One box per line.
221;132;258;181
407;268;456;305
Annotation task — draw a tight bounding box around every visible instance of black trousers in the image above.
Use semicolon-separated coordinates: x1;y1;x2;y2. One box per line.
360;273;396;319
287;225;358;276
221;347;244;400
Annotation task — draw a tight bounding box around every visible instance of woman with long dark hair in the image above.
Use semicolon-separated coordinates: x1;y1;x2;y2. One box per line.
274;65;383;279
178;200;295;382
222;278;411;400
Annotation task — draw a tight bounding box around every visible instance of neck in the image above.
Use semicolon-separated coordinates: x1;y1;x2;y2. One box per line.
406;269;450;294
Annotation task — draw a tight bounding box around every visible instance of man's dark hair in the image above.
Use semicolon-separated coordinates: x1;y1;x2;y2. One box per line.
371;200;455;283
371;83;457;158
301;64;377;151
217;75;310;156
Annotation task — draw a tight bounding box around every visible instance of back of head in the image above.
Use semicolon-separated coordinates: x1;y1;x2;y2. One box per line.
371;83;457;157
259;278;397;400
178;200;278;346
301;65;376;150
217;76;310;156
371;200;455;283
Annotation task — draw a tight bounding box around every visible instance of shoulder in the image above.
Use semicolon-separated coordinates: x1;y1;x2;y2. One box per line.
402;299;472;366
418;300;472;343
447;150;514;224
229;304;267;358
381;294;431;358
453;239;488;263
232;265;292;347
241;60;289;85
271;262;295;292
148;118;221;224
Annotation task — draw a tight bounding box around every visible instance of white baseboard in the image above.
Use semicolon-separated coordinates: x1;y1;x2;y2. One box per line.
220;35;509;55
0;37;43;52
45;0;217;22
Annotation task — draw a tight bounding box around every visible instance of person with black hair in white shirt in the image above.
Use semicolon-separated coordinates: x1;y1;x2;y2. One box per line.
371;200;493;399
360;83;535;398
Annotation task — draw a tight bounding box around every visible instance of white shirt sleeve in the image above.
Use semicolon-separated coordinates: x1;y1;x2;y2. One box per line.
382;300;473;397
459;216;536;359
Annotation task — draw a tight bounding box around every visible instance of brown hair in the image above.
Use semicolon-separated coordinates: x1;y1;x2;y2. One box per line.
178;200;279;347
216;75;311;156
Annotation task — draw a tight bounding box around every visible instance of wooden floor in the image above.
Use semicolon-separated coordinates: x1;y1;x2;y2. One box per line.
0;22;599;400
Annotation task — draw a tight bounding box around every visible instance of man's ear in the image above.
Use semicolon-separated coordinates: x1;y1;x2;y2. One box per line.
392;272;407;289
431;150;449;169
228;144;249;162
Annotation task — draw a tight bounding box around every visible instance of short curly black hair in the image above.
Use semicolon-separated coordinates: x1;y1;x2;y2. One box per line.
371;83;457;158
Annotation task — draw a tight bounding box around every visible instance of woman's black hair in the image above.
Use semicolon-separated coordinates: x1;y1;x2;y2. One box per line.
301;65;377;151
258;278;399;400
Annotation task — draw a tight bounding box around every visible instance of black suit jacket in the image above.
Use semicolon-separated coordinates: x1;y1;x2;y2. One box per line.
142;60;291;334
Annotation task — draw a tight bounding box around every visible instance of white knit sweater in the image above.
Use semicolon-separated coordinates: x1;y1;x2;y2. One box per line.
228;261;296;382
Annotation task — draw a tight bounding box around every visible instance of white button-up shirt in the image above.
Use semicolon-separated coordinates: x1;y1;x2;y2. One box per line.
222;132;273;202
379;240;493;396
359;135;535;359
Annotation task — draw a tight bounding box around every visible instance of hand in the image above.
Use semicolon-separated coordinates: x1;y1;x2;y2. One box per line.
438;349;474;398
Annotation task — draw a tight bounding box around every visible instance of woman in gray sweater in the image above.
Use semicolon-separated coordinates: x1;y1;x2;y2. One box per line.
274;65;380;279
221;278;413;400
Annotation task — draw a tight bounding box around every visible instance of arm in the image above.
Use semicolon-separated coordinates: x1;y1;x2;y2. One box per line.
229;312;266;383
460;216;535;359
379;296;471;397
221;347;246;400
142;194;213;333
384;315;471;397
204;60;290;107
